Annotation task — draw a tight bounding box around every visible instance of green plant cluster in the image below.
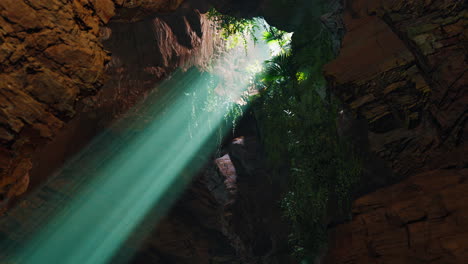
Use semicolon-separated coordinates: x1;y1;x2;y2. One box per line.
251;17;362;263
207;8;260;48
207;5;362;260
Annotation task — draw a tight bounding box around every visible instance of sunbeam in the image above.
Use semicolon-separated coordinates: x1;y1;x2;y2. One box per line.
2;19;273;264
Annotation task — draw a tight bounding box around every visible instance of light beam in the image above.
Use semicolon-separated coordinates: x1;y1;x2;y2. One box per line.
2;19;273;264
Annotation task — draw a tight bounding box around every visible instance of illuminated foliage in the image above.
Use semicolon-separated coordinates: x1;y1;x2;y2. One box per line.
208;7;362;259
206;8;363;262
207;8;260;48
252;21;362;260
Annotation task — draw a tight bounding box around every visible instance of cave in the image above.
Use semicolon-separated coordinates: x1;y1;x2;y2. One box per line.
0;0;466;264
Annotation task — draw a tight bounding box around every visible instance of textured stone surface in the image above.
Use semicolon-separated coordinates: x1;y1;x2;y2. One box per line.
325;169;468;264
0;131;293;264
325;0;467;177
0;0;111;206
113;0;185;22
129;131;294;264
23;7;220;197
324;0;467;263
0;0;194;209
1;0;466;263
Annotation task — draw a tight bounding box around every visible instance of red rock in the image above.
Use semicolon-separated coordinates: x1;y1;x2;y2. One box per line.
325;0;467;176
325;169;468;264
0;0;191;205
92;0;116;23
0;0;43;29
215;154;238;197
324;0;467;262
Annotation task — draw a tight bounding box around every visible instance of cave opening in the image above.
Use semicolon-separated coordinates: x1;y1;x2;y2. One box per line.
1;0;463;264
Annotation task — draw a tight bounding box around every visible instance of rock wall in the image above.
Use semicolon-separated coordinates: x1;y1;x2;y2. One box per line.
0;0;217;211
324;0;467;263
325;0;467;177
125;113;293;264
325;169;468;264
0;111;293;264
0;0;111;205
1;0;466;263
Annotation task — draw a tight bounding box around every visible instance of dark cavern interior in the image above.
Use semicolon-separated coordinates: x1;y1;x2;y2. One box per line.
0;0;466;263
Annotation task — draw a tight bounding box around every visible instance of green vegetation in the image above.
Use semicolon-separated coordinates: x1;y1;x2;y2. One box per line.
252;24;361;259
185;70;245;140
208;5;362;261
207;8;260;48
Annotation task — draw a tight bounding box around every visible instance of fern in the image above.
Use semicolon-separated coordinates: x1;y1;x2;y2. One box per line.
251;9;362;261
208;5;363;261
